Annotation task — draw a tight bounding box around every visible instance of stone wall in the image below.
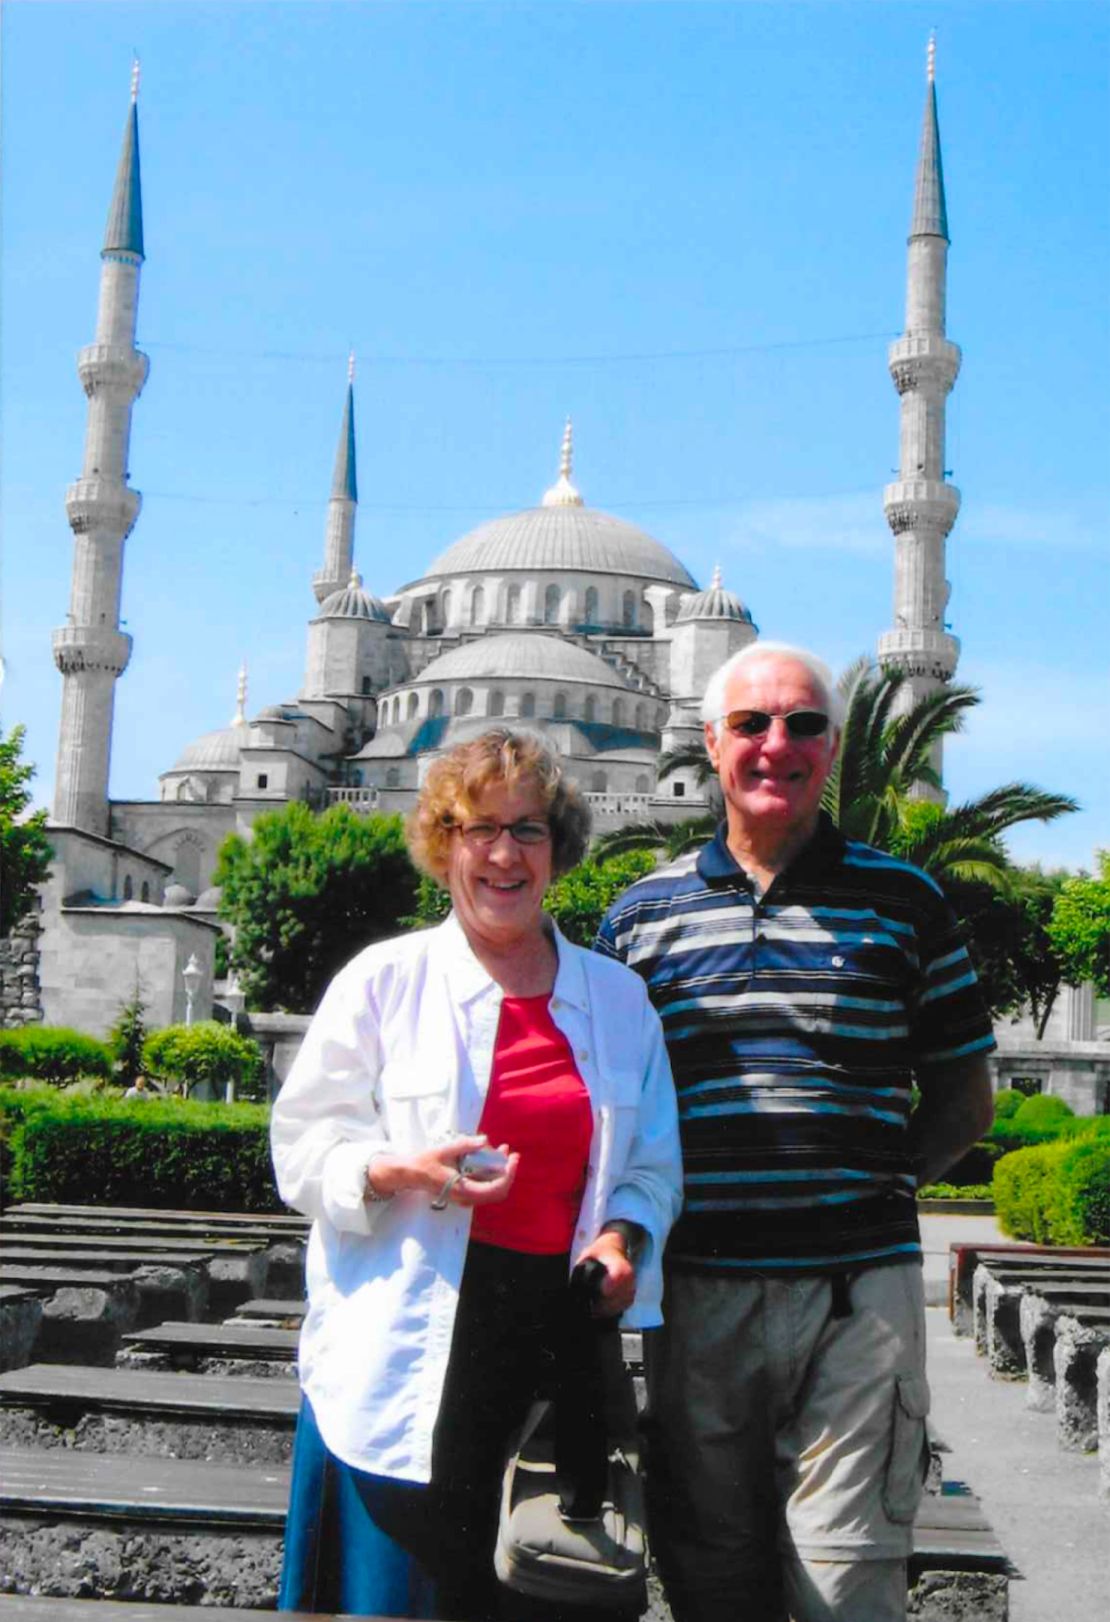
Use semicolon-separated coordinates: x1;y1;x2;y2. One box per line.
990;1036;1110;1115
0;910;43;1028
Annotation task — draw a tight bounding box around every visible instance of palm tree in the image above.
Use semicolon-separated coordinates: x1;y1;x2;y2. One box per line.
591;815;715;862
826;659;1077;888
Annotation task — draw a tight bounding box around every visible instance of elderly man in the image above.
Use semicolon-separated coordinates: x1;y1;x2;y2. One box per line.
596;642;995;1622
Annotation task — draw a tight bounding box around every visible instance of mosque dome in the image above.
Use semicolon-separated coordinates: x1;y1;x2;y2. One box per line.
163;883;196;908
675;565;753;624
414;633;629;690
170;723;245;771
407;421;695;591
320;568;392;622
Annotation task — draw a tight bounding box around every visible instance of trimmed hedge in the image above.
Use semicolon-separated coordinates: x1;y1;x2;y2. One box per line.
142;1022;264;1100
5;1090;280;1212
991;1089;1025;1122
993;1128;1110;1246
0;1026;114;1085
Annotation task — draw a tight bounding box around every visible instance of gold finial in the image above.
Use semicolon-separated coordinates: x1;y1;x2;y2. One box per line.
927;33;936;85
710;563;723;590
233;661;247;726
542;416;583;508
347;349;356;385
131;56;141;104
348;567;362;589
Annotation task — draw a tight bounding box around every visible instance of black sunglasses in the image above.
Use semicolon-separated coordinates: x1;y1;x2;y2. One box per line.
720;708;830;739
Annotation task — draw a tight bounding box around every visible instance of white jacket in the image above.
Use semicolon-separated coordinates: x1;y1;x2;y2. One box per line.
270;913;682;1483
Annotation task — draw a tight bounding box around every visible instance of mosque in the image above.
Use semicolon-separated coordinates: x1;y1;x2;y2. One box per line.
36;46;961;1032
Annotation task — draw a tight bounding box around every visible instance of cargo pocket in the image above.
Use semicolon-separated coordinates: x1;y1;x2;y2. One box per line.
881;1372;931;1523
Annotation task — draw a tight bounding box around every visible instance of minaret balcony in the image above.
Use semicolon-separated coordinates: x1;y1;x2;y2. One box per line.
77;343;149;400
882;479;960;536
888;333;960;396
877;628;960;681
52;625;132;677
65;479;141;537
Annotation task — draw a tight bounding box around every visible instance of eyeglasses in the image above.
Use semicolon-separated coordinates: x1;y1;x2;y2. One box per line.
720;708;830;739
450;818;553;847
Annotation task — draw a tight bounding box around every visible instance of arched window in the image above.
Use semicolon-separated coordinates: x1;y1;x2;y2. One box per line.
455;687;474;717
122;875;133;901
544;584;560;625
591;771;607;793
506;584;522;626
634;702;646;730
140;881;150;903
362;676;372;696
352;769;363;786
407;691;419;719
612;698;625;727
440;589;452;626
489;691;505;717
422;600;435;634
430;688;445;718
520;692;536;718
553;690;567;720
635;774;649;795
622;590;636;630
386;767;400;788
584;586;599;625
584;694;597;723
470;586;485;626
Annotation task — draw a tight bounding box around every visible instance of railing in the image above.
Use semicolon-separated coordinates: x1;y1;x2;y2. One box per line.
582;792;653;819
328;786;381;809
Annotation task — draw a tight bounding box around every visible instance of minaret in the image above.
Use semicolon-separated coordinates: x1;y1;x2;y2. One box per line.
52;63;149;835
878;37;962;791
312;353;359;603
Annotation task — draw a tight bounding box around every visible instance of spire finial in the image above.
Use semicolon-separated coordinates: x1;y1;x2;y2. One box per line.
347;349;356;385
927;32;936;84
348;566;362;589
233;661;248;726
542;416;584;507
131;56;141;103
710;563;723;590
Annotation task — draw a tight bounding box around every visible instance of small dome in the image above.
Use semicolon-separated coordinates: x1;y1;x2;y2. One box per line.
164;883;196;907
675;566;753;624
170;723;245;771
194;886;222;910
320;569;392;623
414;633;629;690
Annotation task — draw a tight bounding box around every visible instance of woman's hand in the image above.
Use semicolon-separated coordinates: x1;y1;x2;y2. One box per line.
365;1135;519;1210
573;1226;640;1318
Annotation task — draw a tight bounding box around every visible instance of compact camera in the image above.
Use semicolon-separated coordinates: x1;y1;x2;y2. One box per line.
459;1146;510;1180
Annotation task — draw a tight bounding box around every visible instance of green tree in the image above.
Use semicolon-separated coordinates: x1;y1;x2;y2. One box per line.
1047;852;1110;997
948;867;1070;1036
824;661;1076;884
214;804;420;1012
107;982;149;1085
0;726;52;935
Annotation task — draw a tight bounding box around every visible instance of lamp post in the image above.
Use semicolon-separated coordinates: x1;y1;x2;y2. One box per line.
182;953;202;1027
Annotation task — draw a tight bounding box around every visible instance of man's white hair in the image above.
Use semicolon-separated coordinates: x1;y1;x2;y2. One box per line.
700;641;844;738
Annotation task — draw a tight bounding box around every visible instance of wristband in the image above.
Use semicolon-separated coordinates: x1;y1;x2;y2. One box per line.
364;1154;394;1203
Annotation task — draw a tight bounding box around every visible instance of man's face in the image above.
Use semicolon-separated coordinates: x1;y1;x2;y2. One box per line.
704;655;839;842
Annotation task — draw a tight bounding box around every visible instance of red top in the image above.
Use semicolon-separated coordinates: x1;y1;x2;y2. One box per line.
470;994;594;1255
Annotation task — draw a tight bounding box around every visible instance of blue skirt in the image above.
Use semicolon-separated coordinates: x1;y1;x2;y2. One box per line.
279;1243;571;1620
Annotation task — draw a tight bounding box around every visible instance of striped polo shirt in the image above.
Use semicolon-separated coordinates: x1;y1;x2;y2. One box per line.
595;814;995;1274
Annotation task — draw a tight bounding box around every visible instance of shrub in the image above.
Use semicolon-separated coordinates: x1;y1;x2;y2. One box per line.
142;1022;264;1101
107;989;148;1085
1052;1139;1110;1246
7;1091;280;1211
942;1140;1006;1187
993;1141;1073;1242
0;1026;113;1085
1012;1093;1074;1131
992;1088;1024;1122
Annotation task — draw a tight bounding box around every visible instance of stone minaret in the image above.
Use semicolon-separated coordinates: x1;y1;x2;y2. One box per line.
878;38;961;792
52;64;149;835
312;353;359;604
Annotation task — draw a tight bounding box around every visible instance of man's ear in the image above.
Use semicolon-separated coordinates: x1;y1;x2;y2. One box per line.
704;719;722;771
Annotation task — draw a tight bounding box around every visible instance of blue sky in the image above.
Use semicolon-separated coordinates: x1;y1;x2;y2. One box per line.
2;0;1107;871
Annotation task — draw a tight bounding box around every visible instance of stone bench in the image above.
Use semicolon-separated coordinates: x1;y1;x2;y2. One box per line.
949;1241;1110;1336
0;1445;1007;1619
972;1263;1110;1378
0;1259;209;1356
1;1237;268;1319
0;1601;328;1622
1053;1313;1110;1455
118;1320;299;1377
0;1363;299;1465
1019;1292;1110;1412
4;1202;308;1237
0;1289;43;1375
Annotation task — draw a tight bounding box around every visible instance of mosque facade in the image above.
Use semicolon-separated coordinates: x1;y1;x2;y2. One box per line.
36;47;959;1032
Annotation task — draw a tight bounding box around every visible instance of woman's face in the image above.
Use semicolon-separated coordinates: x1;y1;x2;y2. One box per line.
445;779;553;954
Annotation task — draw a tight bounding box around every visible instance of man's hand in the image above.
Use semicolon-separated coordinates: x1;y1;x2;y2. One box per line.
911;1054;994;1188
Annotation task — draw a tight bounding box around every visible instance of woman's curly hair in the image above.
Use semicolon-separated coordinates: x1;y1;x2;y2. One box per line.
406;729;591;884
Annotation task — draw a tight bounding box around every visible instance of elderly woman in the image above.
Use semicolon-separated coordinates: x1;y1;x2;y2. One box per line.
272;728;682;1620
